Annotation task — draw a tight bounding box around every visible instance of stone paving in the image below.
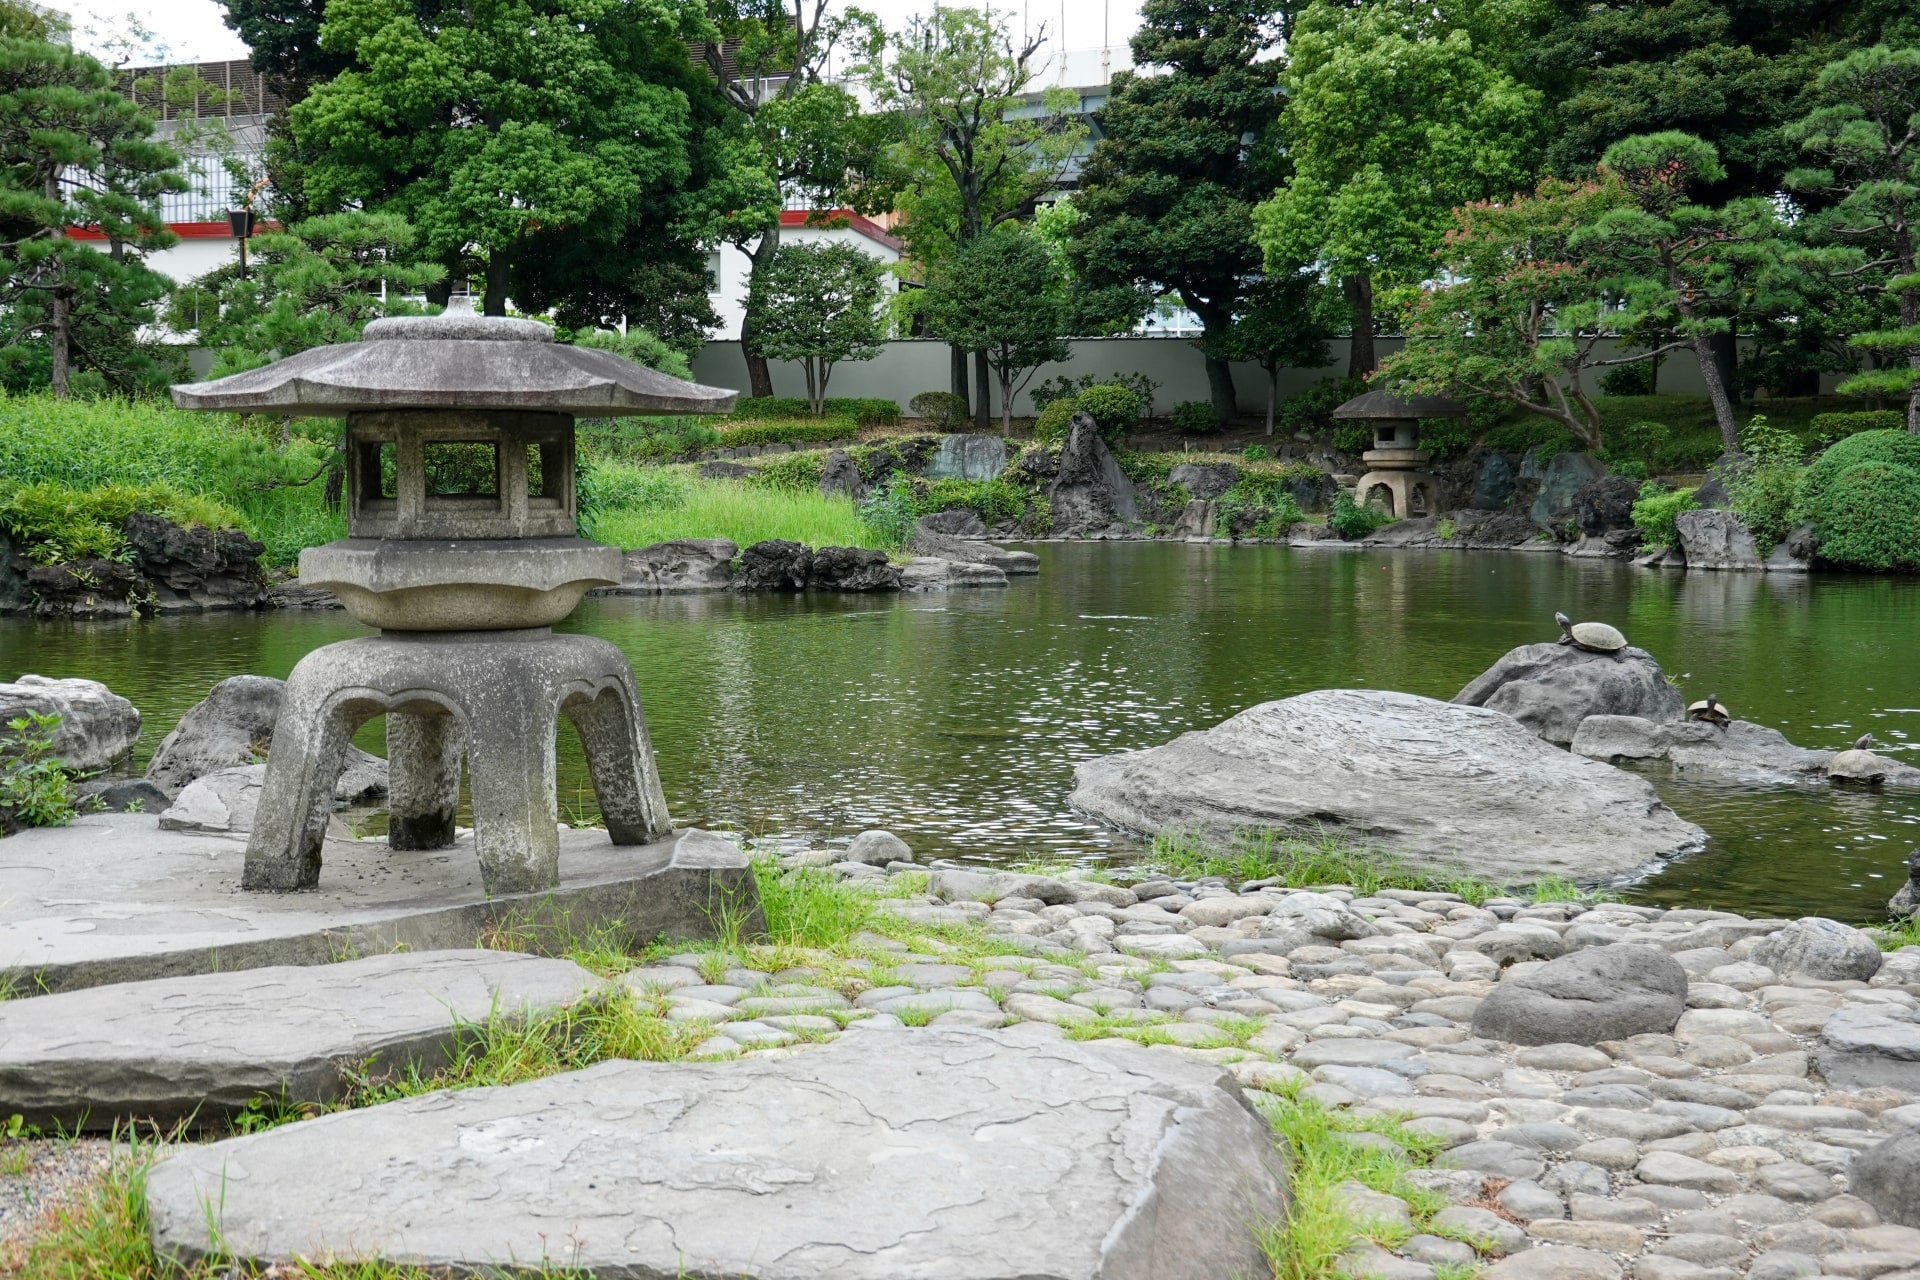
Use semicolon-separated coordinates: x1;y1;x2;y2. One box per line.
612;855;1920;1280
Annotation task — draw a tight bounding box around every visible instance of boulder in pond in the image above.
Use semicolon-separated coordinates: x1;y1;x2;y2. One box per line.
1048;413;1139;535
123;512;269;612
1527;451;1605;525
1674;508;1764;569
611;538;736;593
1573;475;1641;536
145;675;386;802
1473;452;1517;509
1068;688;1706;882
0;675;140;772
145;1027;1288;1280
734;538;812;590
917;509;987;538
1453;641;1684;746
806;546;900;592
1571;715;1831;783
1890;849;1920;919
158;763;267;833
1471;945;1689;1045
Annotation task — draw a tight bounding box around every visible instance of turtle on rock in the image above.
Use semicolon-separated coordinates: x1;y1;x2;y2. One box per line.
1829;733;1890;786
1554;611;1629;658
1686;695;1731;727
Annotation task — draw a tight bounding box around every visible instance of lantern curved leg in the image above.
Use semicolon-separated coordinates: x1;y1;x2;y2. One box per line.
462;677;561;896
562;671;671;847
243;659;377;892
387;707;464;851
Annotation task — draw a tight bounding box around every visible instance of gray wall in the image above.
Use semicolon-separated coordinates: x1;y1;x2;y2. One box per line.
690;336;1724;417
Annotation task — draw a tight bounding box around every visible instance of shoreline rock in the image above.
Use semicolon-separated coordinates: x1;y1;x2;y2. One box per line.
1454;642;1685;747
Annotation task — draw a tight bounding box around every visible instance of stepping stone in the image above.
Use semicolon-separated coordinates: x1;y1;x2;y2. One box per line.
0;950;600;1129
146;1026;1287;1279
1816;1004;1920;1092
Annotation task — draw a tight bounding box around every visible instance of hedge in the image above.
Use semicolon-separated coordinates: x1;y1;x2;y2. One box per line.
731;396;901;427
1798;429;1920;570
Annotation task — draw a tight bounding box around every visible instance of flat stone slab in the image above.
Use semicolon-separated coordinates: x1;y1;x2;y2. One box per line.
146;1026;1288;1279
1816;1004;1920;1092
0;815;760;992
0;950;601;1129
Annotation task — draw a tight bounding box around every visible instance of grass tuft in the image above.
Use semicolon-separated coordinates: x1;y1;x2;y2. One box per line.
1870;915;1920;952
584;466;888;552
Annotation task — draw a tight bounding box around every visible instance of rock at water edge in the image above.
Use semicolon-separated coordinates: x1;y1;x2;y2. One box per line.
1454;642;1684;746
1752;918;1883;982
1674;508;1765;570
146;1027;1288;1280
0;951;601;1129
145;674;387;802
1471;945;1688;1046
1069;688;1705;882
612;539;737;592
0;675;140;772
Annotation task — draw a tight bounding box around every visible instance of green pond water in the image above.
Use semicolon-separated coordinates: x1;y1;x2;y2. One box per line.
2;542;1916;922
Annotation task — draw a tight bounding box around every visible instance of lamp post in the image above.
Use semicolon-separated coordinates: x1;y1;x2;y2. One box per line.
228;177;270;280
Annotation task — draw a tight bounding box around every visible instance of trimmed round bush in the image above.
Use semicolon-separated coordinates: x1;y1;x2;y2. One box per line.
1034;396;1078;443
1077;384;1142;441
909;391;968;431
1801;459;1920;570
1171;400;1217;434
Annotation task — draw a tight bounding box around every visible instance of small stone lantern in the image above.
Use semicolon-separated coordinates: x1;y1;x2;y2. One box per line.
172;302;736;894
1331;390;1467;518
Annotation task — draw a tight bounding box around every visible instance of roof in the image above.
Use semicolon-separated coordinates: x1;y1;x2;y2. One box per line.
170;306;738;418
1331;390;1469;419
779;209;903;253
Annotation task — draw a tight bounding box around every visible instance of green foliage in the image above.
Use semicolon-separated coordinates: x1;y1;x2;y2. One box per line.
1631;483;1699;550
744;242;888;415
1871;919;1920;952
578;417;722;466
1030;370;1159;420
1811;411;1904;441
857;484;919;546
733;396;900;427
716;417;859;449
1484;417;1574;460
0;481;246;565
571;327;694;382
1077;384;1144;439
921;478;1026;526
1328;488;1388;540
1241;444;1270;461
1279;376;1367;444
909;391;968;429
746;452;827;494
1727;415;1806;551
1601;363;1657;396
582;466;886;552
0;712;74;829
1797;430;1920;570
1034;396;1079;443
1415;416;1474;459
1170;400;1218;435
1215;474;1307;539
920;227;1070;432
753;860;878;949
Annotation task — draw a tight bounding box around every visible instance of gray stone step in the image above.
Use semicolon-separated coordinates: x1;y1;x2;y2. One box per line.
0;950;601;1129
146;1026;1287;1279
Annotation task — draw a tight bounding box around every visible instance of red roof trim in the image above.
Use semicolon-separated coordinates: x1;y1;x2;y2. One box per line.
778;209;903;252
65;221;278;242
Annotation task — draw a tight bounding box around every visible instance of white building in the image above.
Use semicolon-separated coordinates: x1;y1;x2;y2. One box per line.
705;211;905;340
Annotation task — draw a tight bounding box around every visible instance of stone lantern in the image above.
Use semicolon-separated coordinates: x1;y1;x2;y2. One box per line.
171;302;736;894
1332;390;1467;518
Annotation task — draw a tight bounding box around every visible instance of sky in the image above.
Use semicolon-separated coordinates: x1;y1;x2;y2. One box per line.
62;0;1145;66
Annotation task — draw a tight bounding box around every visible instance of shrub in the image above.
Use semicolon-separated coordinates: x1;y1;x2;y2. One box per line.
1798;430;1920;570
717;417;857;449
1600;363;1656;396
578;417;721;465
745;452;827;494
1215;475;1306;539
1415;416;1473;459
0;480;248;564
570;328;693;381
1277;376;1365;444
1241;443;1269;461
1810;410;1903;443
1328;488;1386;539
0;712;75;829
1078;384;1143;440
1170;399;1217;434
857;482;918;546
1034;396;1079;443
1484;418;1574;460
1032;371;1159;421
1630;482;1697;549
1728;415;1804;552
732;396;900;427
908;391;968;430
922;478;1026;525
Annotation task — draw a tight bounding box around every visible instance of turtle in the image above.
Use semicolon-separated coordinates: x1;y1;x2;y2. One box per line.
1686;695;1731;727
1554;611;1629;655
1828;733;1888;786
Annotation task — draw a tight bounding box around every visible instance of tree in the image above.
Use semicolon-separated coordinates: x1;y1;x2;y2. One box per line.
1067;0;1285;423
743;241;885;415
1255;0;1546;378
861;6;1084;429
0;34;182;396
291;0;771;320
1381;176;1652;450
1576;132;1790;452
1212;271;1340;436
1786;45;1920;432
166;211;443;378
921;228;1070;432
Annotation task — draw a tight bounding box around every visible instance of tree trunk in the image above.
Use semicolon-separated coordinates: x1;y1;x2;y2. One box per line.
950;344;970;414
1203;354;1237;424
1707;329;1739;404
999;363;1015;435
1693;334;1741;454
1344;274;1375;377
49;288;69;399
741;226;781;399
1266;363;1278;436
974;349;991;433
483;252;510;317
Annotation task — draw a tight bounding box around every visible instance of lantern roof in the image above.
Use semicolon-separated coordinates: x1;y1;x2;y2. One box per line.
1330;390;1469;419
170;302;737;418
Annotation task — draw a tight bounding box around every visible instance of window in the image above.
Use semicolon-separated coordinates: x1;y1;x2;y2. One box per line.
706;249;723;293
423;441;499;496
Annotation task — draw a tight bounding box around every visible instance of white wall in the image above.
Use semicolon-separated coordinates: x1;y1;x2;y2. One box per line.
705;223;902;342
689;335;1731;415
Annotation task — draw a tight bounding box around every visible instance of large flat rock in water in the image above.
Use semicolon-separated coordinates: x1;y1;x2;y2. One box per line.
1070;689;1705;881
0;950;600;1129
0;815;759;992
146;1026;1288;1280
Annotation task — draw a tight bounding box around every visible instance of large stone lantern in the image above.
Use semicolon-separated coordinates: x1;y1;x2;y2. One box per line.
1332;390;1467;518
172;302;736;894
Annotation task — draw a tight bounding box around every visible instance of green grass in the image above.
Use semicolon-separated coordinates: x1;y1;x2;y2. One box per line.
1870;916;1920;952
1250;1081;1476;1280
1139;828;1611;905
583;464;888;552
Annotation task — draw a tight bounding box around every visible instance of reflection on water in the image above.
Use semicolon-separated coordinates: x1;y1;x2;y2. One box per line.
2;543;1917;921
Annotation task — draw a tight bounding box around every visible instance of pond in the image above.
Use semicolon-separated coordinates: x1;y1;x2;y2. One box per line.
3;542;1916;922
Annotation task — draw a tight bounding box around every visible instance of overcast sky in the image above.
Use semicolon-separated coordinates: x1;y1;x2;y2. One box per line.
68;0;1144;66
